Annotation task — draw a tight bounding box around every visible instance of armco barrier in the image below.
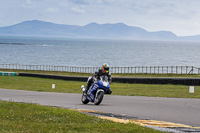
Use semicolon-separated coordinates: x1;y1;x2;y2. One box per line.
19;73;87;82
19;73;200;85
112;77;200;85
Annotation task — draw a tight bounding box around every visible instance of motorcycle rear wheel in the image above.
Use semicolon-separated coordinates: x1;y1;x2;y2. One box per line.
81;93;89;104
94;91;104;105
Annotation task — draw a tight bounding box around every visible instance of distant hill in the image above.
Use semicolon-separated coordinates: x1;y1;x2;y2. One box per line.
0;20;199;41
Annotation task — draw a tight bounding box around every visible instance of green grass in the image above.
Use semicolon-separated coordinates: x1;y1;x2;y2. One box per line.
0;76;84;93
0;101;161;133
1;68;200;78
1;76;200;98
112;83;200;98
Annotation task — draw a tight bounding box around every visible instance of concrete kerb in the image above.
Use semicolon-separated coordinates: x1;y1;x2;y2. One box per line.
69;108;200;133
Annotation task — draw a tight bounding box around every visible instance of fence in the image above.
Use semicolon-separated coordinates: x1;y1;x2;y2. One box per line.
0;64;199;74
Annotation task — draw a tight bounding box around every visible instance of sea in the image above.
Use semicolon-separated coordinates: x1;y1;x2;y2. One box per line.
1;36;200;67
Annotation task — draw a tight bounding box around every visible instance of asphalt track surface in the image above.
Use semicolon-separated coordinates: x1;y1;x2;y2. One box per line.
0;88;200;127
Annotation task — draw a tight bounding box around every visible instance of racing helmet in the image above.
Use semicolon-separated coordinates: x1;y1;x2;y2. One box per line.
102;63;109;73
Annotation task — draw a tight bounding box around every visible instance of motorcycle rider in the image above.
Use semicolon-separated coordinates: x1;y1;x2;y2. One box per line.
86;63;112;94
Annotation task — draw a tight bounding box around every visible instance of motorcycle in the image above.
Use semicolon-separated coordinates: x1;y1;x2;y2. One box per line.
81;75;111;105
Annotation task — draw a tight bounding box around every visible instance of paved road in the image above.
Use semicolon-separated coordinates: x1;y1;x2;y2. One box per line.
0;88;200;127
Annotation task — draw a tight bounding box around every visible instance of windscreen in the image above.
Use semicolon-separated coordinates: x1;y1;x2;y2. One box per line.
100;75;108;82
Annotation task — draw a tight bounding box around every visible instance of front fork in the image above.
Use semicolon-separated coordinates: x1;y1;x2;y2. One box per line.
95;89;104;98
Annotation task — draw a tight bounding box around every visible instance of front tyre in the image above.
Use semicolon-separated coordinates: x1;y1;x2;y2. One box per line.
81;93;89;104
94;91;104;105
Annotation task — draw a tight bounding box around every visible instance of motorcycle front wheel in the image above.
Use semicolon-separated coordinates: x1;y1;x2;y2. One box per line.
94;91;104;105
81;93;89;104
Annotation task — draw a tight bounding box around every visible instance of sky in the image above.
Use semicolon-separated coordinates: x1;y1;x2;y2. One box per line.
1;0;200;36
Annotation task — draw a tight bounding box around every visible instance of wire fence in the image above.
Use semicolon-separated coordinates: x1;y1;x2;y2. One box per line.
0;64;199;74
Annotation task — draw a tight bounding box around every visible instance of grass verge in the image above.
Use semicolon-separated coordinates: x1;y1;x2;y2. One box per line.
1;76;200;98
0;101;161;133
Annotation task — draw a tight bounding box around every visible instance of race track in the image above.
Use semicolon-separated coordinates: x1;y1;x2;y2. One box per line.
0;88;200;127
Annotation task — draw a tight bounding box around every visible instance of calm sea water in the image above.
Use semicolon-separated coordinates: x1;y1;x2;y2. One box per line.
0;36;200;67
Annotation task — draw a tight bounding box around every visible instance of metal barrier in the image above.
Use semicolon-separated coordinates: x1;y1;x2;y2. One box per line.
19;73;200;85
0;64;199;74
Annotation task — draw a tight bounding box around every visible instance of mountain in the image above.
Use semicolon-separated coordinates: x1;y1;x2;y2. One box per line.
0;20;199;41
0;20;81;36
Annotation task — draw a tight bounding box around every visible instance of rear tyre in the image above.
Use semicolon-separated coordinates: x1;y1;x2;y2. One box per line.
94;91;104;105
81;93;89;104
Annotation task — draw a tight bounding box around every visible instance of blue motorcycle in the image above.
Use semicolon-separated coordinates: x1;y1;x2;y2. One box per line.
81;75;111;105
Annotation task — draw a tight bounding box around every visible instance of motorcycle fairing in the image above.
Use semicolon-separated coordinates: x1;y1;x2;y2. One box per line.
87;83;99;102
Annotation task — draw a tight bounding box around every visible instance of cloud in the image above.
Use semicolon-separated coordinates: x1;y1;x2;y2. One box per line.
22;0;33;8
97;0;102;4
46;8;58;13
26;0;32;4
71;6;85;13
70;0;88;5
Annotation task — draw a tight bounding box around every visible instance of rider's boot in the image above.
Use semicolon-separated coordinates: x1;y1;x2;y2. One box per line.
84;85;89;95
